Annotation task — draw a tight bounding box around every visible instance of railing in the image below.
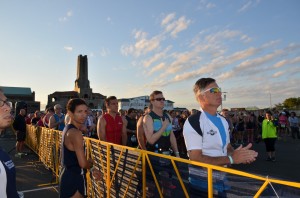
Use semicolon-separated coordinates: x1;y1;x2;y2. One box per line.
26;125;300;197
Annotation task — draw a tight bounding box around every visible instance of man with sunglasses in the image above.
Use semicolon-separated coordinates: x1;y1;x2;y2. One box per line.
0;89;21;197
183;78;258;197
143;90;179;156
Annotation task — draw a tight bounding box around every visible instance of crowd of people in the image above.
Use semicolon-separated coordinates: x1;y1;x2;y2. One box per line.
1;77;299;197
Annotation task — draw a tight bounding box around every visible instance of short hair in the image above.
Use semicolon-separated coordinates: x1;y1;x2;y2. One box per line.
48;107;54;113
66;98;87;113
105;96;117;106
128;108;135;114
222;108;229;112
193;78;216;94
266;110;272;115
149;90;162;101
54;104;62;110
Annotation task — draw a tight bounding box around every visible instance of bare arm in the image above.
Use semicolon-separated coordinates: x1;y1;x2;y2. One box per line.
170;131;179;157
143;115;169;145
137;116;146;150
66;129;92;169
122;117;127;146
49;115;58;129
189;143;258;166
97;117;107;141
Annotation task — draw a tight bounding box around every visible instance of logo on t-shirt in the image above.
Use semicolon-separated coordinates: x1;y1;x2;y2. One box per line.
4;160;15;169
207;129;217;136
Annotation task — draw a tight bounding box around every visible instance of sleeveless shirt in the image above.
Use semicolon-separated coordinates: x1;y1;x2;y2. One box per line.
103;113;123;144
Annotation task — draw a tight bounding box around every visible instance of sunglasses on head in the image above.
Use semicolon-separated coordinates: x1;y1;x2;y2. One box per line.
153;97;166;101
202;87;222;94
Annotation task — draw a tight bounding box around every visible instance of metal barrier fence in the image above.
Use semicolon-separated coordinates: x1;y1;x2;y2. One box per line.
26;125;300;197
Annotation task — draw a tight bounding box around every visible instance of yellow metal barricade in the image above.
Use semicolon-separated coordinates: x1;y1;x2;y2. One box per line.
25;125;300;197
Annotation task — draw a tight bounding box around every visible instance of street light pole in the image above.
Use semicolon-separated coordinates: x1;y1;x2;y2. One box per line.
221;92;227;110
269;92;272;109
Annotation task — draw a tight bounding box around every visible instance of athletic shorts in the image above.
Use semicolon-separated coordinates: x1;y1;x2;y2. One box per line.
59;167;86;198
16;131;26;142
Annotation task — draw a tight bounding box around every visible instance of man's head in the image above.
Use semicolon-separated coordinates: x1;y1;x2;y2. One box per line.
105;96;118;114
221;109;229;117
54;104;62;114
150;90;165;110
66;98;88;125
193;78;222;108
0;89;13;131
20;109;26;116
266;111;272;120
127;108;136;118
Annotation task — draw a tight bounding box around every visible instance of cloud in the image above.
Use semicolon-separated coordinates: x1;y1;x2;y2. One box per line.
142;46;171;68
238;1;252;13
161;13;175;26
162;15;192;38
148;62;166;75
198;0;216;10
100;47;110;57
238;0;261;13
59;10;73;22
272;71;285;78
240;34;252;43
64;46;73;51
274;56;300;68
121;30;162;57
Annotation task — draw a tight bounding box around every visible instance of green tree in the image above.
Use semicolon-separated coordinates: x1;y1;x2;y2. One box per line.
283;97;300;109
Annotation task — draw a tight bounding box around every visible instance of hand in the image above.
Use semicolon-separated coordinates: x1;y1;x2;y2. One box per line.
88;158;93;168
232;143;258;164
161;118;169;128
91;169;102;181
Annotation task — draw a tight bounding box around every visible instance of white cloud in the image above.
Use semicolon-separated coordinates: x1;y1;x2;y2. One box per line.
142;46;171;68
64;46;73;51
198;0;216;10
272;71;285;78
161;14;192;38
238;1;252;13
161;13;176;26
148;62;165;75
100;48;110;57
59;10;73;22
274;56;300;68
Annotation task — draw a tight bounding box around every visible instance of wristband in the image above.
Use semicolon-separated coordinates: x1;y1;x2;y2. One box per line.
228;155;234;164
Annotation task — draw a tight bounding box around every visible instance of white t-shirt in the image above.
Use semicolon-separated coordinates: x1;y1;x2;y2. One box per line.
183;109;230;181
0;161;8;198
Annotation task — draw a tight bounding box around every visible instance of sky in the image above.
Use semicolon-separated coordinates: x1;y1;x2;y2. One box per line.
0;0;299;110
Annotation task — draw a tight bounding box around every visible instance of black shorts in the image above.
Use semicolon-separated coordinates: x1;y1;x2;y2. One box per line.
16;131;26;142
264;138;276;152
59;167;87;198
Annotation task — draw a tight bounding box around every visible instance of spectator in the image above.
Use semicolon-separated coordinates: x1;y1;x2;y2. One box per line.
183;77;257;196
49;104;65;131
59;98;101;197
13;109;27;155
125;108;138;147
288;112;299;139
262;111;277;162
97;96;127;145
143;90;179;157
0;89;21;198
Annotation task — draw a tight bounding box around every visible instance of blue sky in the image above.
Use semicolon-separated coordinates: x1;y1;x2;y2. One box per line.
0;0;299;110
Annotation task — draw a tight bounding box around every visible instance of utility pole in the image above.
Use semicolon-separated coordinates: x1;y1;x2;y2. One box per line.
269;92;272;109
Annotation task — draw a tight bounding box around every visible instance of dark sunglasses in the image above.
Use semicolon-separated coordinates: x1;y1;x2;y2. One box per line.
153;97;166;101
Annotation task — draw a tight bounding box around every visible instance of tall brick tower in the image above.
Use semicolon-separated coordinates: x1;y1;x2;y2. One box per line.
74;55;93;99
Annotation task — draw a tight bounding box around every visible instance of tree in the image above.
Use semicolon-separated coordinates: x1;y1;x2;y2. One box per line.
283;97;300;109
